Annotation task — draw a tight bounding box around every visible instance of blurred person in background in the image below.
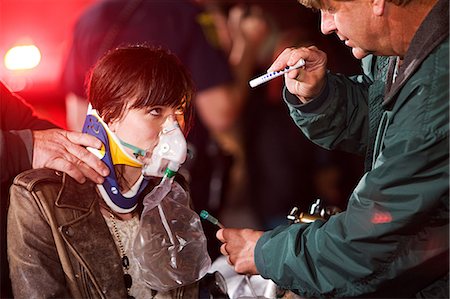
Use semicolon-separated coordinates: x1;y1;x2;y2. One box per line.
201;0;363;230
216;0;449;296
0;81;108;298
61;0;267;260
238;0;363;229
196;1;273;232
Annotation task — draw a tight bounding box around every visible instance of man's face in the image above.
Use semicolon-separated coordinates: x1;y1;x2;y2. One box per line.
319;0;384;59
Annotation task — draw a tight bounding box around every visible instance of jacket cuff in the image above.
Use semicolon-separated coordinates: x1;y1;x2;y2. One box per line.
254;230;272;278
0;129;33;184
15;129;34;165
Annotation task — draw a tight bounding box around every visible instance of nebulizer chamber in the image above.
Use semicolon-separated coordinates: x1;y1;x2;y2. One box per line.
133;116;211;292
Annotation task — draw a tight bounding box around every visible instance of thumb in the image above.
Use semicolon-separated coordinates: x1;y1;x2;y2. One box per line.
216;228;225;242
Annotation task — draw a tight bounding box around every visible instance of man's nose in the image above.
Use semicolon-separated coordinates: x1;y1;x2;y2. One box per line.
320;11;336;35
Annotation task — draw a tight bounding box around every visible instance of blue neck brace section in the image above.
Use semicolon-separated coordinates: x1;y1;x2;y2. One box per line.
82;113;149;213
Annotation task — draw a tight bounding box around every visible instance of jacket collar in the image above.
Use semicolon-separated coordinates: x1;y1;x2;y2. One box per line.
384;0;449;106
55;173;98;211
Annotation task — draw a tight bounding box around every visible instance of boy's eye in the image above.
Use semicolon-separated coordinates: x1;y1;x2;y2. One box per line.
149;108;162;116
175;106;185;115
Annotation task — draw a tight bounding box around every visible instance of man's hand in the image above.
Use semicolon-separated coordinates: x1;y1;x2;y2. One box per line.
267;46;328;103
32;129;109;184
216;228;264;275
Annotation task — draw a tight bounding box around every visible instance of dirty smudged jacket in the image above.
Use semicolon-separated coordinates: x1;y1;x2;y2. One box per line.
7;169;198;299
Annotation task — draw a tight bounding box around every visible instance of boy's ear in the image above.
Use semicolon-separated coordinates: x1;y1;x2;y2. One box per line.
372;0;385;16
108;120;118;132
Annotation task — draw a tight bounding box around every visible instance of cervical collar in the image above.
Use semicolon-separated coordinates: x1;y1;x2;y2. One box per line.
82;105;149;213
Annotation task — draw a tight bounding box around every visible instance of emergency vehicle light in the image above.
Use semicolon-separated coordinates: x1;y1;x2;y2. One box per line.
4;45;41;71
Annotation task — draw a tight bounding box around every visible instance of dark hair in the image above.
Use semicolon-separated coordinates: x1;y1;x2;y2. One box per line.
87;45;195;134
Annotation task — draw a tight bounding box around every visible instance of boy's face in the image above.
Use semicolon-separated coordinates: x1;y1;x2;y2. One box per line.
319;0;385;59
108;103;185;162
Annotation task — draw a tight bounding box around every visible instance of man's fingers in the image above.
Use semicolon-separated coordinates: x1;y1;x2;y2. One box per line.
73;158;105;184
267;47;295;72
217;228;240;243
66;143;109;177
287;48;304;66
220;243;228;256
65;130;102;149
32;128;108;183
216;228;225;242
269;46;311;72
46;158;86;184
65;130;109;175
226;255;234;266
221;243;236;266
48;157;106;184
63;133;109;177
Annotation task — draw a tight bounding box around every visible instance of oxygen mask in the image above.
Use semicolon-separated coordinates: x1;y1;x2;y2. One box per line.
141;115;187;178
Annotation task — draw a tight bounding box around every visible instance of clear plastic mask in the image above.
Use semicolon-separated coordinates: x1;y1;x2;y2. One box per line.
141;115;187;177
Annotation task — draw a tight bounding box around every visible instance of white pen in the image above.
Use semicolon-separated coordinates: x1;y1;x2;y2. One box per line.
249;59;305;88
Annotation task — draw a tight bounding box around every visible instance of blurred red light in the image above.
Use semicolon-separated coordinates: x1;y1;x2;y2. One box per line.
4;44;41;70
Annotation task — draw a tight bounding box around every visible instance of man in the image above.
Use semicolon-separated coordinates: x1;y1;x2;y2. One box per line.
0;81;109;298
217;0;449;297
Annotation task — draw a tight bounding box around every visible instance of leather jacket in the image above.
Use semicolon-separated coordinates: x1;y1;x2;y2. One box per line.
7;169;198;299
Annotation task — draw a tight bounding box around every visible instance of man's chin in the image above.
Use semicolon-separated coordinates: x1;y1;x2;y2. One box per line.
351;47;370;60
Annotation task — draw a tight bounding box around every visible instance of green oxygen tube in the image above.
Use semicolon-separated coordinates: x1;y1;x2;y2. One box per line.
199;210;259;298
200;210;224;228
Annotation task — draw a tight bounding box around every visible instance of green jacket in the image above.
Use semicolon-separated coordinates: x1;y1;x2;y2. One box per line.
254;0;449;297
